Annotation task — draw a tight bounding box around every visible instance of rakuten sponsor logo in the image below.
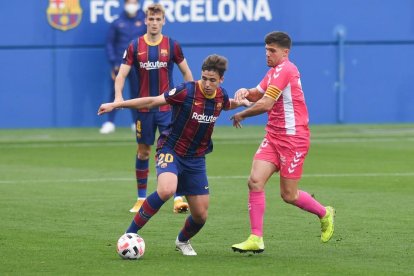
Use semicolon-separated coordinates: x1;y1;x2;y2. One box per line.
192;112;218;123
139;61;168;70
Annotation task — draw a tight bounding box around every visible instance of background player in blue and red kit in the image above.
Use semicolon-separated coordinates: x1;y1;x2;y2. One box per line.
100;0;146;134
114;3;193;213
98;54;249;256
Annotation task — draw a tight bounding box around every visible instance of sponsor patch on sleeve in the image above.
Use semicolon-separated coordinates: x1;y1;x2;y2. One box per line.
168;88;177;96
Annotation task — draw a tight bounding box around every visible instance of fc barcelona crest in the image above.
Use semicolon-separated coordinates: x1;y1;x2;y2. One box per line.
160;49;169;57
47;0;83;31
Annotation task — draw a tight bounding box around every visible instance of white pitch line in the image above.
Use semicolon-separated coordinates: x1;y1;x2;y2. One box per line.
1;172;414;184
1;137;414;149
0;142;134;149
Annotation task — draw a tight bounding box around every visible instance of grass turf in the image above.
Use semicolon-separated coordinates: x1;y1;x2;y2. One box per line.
0;124;413;275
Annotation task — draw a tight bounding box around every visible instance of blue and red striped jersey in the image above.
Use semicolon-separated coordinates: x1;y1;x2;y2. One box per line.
123;34;185;112
157;81;231;157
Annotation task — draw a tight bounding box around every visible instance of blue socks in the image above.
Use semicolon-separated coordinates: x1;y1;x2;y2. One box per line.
178;215;205;242
135;157;149;198
126;191;166;233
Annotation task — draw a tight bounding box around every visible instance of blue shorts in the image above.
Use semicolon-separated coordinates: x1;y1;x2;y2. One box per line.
135;111;171;145
156;147;209;196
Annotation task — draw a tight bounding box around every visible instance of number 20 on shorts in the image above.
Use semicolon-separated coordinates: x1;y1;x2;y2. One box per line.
157;153;174;166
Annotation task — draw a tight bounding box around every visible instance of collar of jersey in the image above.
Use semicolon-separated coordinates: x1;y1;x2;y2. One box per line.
274;57;289;67
197;81;216;99
143;34;163;46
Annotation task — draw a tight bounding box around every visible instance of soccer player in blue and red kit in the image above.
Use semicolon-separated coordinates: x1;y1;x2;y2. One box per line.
98;54;248;256
114;3;193;213
100;0;146;134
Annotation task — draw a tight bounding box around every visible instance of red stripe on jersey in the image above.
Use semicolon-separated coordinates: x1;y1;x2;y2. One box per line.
195;123;214;156
173;90;204;156
194;86;211;156
173;42;185;64
158;37;171;112
195;87;225;156
137;37;150;112
163;82;230;157
125;43;135;66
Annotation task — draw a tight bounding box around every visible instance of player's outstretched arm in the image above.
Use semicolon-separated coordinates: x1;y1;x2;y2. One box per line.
234;87;263;103
98;94;167;115
227;98;252;110
230;95;275;128
114;64;132;102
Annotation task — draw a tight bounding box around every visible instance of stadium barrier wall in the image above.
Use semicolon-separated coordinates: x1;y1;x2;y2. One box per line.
1;0;413;128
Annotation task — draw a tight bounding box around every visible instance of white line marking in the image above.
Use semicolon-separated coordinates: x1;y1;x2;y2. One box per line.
1;172;414;184
0;127;413;143
0;142;134;149
1;137;414;148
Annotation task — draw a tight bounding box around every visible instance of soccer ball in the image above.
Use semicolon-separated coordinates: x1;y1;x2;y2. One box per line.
117;233;145;260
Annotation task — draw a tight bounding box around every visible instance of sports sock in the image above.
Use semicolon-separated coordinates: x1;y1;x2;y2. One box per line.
294;190;327;218
126;191;165;233
249;191;265;237
135;157;149;198
178;215;205;242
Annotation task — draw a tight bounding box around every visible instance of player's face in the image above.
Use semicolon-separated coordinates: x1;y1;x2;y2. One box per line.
200;70;223;96
265;43;289;67
145;12;165;35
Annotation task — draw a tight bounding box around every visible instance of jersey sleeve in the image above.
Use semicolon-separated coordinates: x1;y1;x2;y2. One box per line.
256;68;273;93
122;41;136;66
172;40;185;65
265;65;291;100
222;88;231;110
164;83;187;105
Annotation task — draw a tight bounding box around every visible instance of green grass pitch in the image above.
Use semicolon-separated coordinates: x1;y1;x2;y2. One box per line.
0;124;413;275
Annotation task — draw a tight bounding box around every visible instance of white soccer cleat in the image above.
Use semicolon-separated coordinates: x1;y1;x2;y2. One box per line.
100;122;115;134
175;237;197;256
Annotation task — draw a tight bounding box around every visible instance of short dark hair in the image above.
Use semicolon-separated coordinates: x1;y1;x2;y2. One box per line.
265;31;291;49
201;54;228;77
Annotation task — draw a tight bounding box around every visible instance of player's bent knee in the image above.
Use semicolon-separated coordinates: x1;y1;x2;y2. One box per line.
137;151;150;160
137;145;151;159
280;192;297;204
156;188;175;201
247;177;265;191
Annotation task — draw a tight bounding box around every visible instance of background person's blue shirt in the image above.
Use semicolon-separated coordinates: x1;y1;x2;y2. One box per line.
106;10;146;68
